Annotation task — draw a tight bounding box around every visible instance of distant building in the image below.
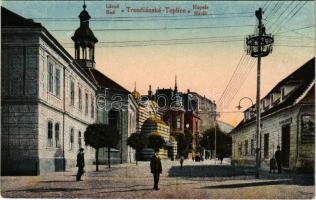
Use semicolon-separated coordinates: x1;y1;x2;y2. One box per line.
231;58;315;172
132;85;176;160
217;121;234;134
140;116;177;160
152;78;216;158
193;94;216;133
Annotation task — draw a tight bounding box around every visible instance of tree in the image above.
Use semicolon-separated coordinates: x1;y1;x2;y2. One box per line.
84;123;120;170
199;125;232;157
148;133;166;153
127;133;148;165
174;130;193;158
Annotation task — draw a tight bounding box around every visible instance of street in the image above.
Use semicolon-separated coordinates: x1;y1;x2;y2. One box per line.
1;159;314;199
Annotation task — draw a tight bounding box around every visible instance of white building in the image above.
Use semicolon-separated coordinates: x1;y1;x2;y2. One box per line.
1;7;97;174
231;58;315;172
1;5;137;175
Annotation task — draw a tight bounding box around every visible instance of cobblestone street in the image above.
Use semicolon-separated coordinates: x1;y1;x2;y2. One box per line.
1;159;314;199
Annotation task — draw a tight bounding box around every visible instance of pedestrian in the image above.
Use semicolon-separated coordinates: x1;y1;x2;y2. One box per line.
76;148;85;181
269;156;277;174
150;153;162;190
180;156;184;168
219;154;224;164
275;145;282;174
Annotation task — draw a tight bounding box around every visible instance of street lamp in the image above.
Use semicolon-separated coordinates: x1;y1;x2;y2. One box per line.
236;97;254;110
245;8;274;178
186;123;190;129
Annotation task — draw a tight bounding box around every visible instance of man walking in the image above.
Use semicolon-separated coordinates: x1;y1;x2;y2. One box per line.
275;145;282;174
219;154;224;164
180;156;184;168
76;148;85;181
150;153;162;190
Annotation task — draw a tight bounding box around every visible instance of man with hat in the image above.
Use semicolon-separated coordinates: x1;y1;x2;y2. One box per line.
76;148;85;181
150;153;162;190
275;145;282;174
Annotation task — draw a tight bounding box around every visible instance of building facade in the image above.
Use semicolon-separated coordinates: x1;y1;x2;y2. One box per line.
1;5;138;174
1;7;97;175
132;86;176;160
231;58;315;172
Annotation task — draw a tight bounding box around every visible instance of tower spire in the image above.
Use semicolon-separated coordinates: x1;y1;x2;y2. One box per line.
72;0;98;68
174;75;178;92
148;85;152;98
134;81;137;92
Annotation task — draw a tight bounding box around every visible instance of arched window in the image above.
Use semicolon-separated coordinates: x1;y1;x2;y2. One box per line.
70;128;74;150
55;123;60;148
78;131;82;148
47;121;53;147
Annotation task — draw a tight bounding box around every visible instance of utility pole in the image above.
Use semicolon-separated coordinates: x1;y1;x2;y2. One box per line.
210;101;220;164
245;8;273;178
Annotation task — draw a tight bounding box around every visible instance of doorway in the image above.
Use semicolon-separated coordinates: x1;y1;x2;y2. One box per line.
281;125;290;168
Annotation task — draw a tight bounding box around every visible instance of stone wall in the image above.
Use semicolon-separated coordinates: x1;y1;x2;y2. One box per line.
1;39;40;175
1;104;39;175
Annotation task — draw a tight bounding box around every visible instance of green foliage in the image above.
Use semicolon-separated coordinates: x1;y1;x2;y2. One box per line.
84;123;120;170
199;125;232;156
148;134;166;152
84;123;120;149
174;130;193;157
127;133;147;151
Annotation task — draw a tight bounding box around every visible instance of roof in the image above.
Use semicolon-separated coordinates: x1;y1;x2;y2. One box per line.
144;116;167;126
1;7;41;28
84;68;130;93
233;58;315;131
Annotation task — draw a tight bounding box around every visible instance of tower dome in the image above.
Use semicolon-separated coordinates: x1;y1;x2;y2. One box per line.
131;81;141;100
72;1;98;68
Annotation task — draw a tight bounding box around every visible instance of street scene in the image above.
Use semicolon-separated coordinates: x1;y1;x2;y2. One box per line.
2;160;314;199
1;0;315;199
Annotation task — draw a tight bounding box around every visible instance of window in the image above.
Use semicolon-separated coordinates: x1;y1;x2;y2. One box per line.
176;117;181;129
55;123;60;148
245;140;248;155
70;128;74;150
91;95;94;118
301;115;315;141
264;133;269;159
281;88;285;100
70;80;75;106
55;68;61;97
238;143;242;156
250;139;254;155
48;62;54;92
270;94;274;105
47;121;53;147
85;93;89;115
78;131;82;148
78;87;82;110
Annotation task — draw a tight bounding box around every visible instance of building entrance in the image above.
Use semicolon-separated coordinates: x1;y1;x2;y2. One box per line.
281;125;291;168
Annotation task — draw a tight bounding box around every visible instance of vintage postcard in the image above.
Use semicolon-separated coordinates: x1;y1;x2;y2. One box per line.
1;0;315;199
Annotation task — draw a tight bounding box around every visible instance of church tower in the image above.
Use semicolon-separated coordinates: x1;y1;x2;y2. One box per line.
72;0;98;68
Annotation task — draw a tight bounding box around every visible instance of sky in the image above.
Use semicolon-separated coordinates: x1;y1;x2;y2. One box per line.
3;1;314;126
